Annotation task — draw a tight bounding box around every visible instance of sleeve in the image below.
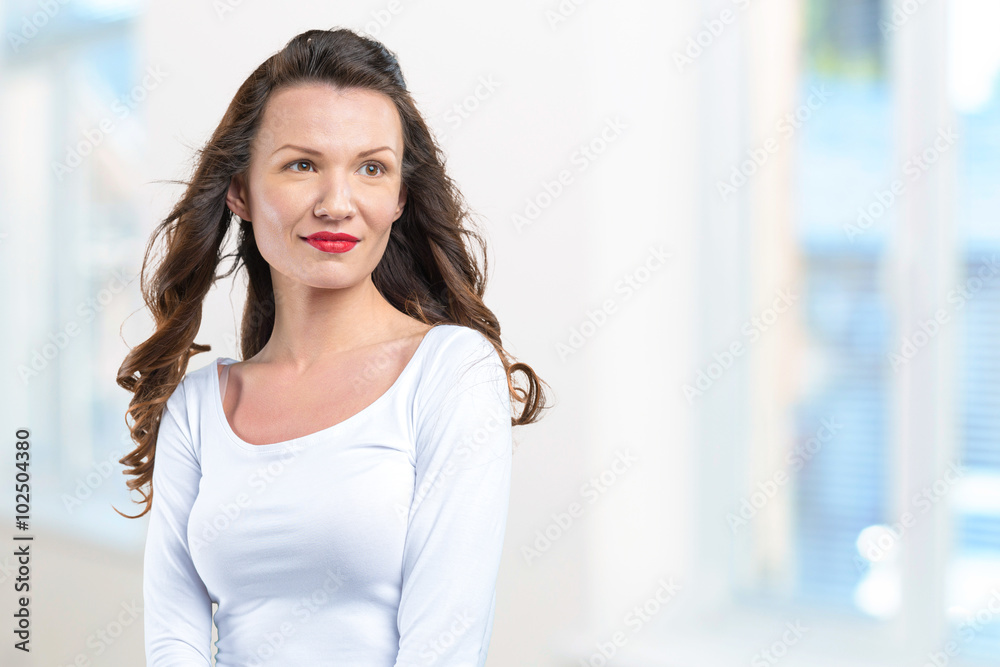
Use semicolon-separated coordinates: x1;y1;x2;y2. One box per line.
394;331;513;667
143;378;214;666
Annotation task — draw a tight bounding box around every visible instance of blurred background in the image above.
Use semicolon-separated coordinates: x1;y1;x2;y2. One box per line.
0;0;998;665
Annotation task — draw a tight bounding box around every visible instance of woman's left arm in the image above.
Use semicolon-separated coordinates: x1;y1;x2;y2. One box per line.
394;331;513;667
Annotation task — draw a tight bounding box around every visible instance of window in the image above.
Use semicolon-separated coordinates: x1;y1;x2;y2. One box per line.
792;0;894;612
947;0;1000;659
743;0;1000;661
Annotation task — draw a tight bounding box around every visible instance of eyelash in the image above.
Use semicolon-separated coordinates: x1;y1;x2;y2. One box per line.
285;160;387;177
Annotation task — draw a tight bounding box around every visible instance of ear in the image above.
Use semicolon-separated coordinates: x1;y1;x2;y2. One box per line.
393;181;407;222
226;173;251;221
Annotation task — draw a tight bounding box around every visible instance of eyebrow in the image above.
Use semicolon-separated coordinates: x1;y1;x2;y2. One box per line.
271;144;397;158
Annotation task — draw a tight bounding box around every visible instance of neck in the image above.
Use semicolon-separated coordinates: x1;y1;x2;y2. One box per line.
253;272;402;370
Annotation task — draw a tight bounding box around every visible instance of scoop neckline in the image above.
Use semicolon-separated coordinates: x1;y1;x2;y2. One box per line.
211;324;447;452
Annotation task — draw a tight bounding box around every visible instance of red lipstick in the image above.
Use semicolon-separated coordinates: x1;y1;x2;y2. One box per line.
304;232;358;254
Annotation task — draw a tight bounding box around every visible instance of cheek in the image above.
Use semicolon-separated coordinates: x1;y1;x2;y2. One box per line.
252;185;307;233
357;186;403;229
248;186;310;262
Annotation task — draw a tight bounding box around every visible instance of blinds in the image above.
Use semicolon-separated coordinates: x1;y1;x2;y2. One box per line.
952;249;1000;660
793;244;889;607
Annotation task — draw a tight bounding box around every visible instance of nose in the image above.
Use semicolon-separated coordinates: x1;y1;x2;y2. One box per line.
313;170;357;220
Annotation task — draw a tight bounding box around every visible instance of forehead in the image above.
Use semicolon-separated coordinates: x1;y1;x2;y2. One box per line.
254;83;403;155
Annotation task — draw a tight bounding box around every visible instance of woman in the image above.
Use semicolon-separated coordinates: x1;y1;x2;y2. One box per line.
116;27;549;666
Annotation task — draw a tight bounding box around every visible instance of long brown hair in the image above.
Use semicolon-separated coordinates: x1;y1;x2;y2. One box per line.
116;27;550;519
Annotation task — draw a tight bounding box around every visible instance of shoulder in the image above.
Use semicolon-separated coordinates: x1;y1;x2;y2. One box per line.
422;325;502;377
179;355;223;397
161;355;222;419
412;327;511;456
414;325;506;410
156;356;222;455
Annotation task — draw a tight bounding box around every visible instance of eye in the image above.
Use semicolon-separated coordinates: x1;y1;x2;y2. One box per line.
287;160;315;172
360;162;386;177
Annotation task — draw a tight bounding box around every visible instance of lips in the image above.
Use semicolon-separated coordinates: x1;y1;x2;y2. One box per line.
305;232;358;242
303;232;359;254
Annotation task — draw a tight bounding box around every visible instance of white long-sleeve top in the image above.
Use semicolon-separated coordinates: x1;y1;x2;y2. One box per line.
142;324;513;666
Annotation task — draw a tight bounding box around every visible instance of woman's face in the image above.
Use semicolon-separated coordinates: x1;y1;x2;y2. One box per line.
226;83;406;291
